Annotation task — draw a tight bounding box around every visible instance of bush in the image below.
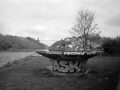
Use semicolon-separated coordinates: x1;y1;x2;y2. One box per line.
102;37;120;55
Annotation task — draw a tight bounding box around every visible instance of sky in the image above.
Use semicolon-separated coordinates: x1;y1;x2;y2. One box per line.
0;0;120;46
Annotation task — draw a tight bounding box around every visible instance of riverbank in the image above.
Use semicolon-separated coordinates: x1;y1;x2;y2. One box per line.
0;51;39;67
0;49;42;52
0;56;120;90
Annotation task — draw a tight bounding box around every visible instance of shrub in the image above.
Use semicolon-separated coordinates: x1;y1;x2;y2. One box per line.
102;37;120;55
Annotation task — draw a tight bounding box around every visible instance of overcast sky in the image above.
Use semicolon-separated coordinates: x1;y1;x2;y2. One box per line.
0;0;120;46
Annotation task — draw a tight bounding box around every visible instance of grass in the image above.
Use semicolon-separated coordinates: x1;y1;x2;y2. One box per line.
0;49;39;52
0;55;120;90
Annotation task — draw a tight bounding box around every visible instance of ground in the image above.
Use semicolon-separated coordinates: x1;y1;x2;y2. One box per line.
0;55;120;90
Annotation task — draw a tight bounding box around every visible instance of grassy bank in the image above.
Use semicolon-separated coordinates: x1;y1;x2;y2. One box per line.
0;49;40;52
0;56;120;90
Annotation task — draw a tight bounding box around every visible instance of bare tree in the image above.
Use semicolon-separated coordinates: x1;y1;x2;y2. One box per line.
70;9;101;52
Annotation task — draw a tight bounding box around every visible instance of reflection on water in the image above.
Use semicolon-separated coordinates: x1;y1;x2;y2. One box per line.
0;51;40;67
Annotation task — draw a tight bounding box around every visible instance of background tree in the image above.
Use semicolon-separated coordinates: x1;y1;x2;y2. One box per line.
70;9;101;52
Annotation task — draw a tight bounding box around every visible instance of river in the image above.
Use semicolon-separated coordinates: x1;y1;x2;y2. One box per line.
0;51;40;67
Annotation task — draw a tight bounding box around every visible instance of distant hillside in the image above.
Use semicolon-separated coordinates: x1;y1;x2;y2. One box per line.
50;37;102;51
0;33;47;51
49;39;66;51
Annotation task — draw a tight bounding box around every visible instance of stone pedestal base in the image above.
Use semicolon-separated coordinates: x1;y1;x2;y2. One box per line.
52;60;86;73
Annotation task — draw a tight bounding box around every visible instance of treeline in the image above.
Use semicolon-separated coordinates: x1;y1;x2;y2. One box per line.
0;33;47;51
102;36;120;55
